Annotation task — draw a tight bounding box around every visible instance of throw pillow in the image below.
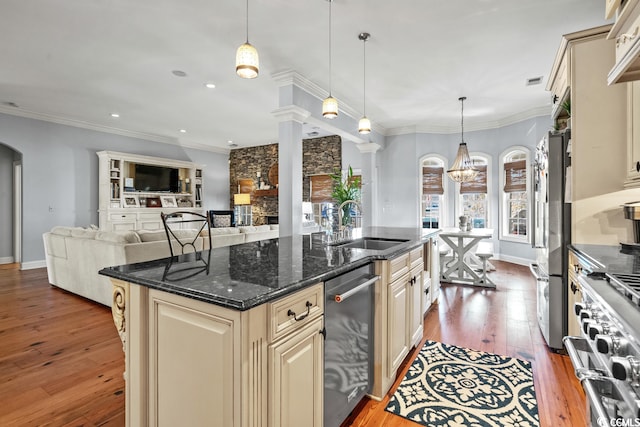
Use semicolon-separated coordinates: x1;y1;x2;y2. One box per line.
213;214;232;228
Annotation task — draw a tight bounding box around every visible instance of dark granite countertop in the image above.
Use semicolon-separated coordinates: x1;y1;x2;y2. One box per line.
99;227;440;311
569;243;640;275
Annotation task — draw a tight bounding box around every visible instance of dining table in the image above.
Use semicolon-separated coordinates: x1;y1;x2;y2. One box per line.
439;227;495;288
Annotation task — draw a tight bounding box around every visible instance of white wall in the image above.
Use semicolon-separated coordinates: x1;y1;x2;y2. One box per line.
0;112;229;265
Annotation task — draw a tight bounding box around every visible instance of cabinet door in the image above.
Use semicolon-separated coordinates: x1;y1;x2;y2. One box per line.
626;81;640;187
270;317;323;427
409;268;424;348
148;295;238;427
387;276;409;374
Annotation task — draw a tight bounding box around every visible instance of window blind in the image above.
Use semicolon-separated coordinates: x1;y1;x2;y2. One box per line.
310;175;333;203
504;160;527;193
460;165;487;194
422;167;444;195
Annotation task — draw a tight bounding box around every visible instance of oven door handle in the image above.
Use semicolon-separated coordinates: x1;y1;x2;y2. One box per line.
582;376;615;424
334;276;379;303
562;336;608;379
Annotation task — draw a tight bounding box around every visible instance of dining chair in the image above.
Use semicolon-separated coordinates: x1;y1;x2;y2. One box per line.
160;211;212;256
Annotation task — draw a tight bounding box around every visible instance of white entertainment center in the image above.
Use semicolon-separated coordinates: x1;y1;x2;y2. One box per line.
97;151;204;231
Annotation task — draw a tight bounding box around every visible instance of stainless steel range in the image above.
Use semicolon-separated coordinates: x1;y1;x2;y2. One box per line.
564;261;640;426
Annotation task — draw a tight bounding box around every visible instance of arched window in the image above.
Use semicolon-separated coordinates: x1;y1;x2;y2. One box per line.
421;156;446;229
456;154;490;228
500;148;529;242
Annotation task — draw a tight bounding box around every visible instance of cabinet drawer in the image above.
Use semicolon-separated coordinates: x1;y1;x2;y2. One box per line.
408;246;423;271
268;283;323;342
139;212;162;221
388;253;410;283
110;213;136;222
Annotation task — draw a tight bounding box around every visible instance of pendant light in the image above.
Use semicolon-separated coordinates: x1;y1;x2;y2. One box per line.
236;0;259;79
358;32;371;134
447;96;478;182
322;0;338;118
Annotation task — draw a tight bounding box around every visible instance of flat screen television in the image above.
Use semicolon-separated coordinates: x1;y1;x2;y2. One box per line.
134;164;179;192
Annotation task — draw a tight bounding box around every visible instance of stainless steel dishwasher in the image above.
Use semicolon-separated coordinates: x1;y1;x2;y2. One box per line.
323;263;378;427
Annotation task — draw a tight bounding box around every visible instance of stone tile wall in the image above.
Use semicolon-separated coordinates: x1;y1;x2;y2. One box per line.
228;135;341;225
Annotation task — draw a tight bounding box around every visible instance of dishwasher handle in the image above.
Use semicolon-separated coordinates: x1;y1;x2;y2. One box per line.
334;276;379;303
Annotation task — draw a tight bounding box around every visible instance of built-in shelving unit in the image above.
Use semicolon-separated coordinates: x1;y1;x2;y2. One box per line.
98;151;204;231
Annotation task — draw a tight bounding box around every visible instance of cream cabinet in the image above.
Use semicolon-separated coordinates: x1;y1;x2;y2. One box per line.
606;0;640;84
98;151;204;231
111;279;324;427
625;81;640;187
269;317;323;427
372;245;424;400
548;26;628;244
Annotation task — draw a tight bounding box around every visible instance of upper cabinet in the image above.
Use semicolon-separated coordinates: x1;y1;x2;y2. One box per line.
607;0;640;84
625;81;640;187
548;26;628;242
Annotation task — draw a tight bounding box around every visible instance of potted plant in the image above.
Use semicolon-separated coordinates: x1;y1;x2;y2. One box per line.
330;166;361;227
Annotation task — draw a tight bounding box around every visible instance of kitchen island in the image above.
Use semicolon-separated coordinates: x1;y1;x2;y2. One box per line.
99;227;439;427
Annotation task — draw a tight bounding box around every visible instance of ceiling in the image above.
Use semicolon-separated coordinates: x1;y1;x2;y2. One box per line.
0;0;609;151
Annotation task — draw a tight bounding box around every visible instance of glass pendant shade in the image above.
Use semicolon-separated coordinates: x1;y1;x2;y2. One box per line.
323;96;338;118
236;42;259;79
447;142;478;182
358;116;371;134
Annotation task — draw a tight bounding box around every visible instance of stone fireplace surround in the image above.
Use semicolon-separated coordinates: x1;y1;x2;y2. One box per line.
228;136;342;225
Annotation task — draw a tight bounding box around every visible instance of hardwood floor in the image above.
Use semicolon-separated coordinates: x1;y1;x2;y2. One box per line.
0;265;125;426
344;261;587;427
0;261;585;426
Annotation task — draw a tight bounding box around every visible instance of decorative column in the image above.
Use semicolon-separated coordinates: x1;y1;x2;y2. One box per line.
272;105;310;236
357;142;381;228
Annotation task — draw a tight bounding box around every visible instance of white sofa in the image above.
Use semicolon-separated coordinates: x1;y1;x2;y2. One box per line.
43;224;279;307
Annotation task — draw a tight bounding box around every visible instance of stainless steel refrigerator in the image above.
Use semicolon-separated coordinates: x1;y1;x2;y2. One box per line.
530;130;570;350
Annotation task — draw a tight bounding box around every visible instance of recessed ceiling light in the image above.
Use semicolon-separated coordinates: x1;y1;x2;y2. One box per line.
205;83;216;89
172;70;187;77
110;113;120;118
179;129;187;133
227;140;233;144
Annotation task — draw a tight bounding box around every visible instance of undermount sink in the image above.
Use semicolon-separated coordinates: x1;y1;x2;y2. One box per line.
334;237;409;250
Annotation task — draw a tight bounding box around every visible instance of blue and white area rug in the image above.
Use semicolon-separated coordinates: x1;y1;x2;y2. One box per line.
385;340;540;427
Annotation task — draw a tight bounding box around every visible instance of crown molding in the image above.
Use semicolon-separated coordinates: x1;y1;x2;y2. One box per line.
387;106;550;136
271;105;311;123
0;106;231;154
271;69;386;136
356;143;381;153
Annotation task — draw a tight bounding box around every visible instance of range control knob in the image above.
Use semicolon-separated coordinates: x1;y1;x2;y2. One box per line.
596;335;627;355
588;322;614;341
588;324;602;340
582;318;598;336
574;302;585;317
579;308;600;322
610;356;640;382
